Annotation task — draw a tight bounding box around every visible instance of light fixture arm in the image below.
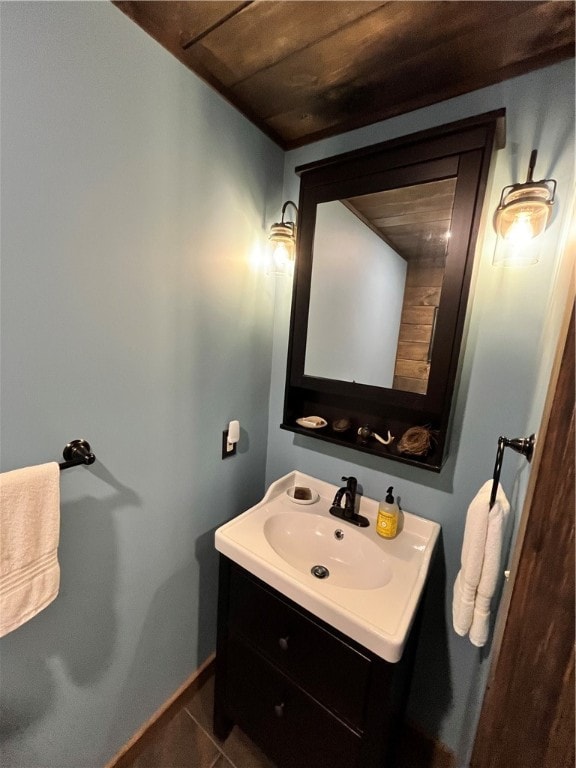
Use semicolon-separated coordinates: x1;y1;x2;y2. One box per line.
526;149;537;183
525;149;556;199
281;200;298;225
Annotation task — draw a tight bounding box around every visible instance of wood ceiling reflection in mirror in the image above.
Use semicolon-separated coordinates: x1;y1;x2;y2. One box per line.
343;179;457;393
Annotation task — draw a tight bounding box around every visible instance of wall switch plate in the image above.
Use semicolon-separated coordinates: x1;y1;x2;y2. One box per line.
222;429;236;459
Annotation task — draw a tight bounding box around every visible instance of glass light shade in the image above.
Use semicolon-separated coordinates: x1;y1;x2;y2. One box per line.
496;186;553;243
268;220;295;275
492;236;540;267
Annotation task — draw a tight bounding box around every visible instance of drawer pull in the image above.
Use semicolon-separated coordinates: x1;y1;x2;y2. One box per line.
274;702;285;718
278;636;289;651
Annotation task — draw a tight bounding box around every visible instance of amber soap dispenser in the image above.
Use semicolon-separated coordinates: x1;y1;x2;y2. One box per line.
376;487;399;539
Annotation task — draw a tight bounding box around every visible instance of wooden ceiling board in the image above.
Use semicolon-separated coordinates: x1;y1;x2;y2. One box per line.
386;228;450;262
183;1;388;89
230;2;478;119
261;1;575;145
235;0;545;105
242;1;552;115
384;221;452;241
373;211;453;229
114;1;249;48
111;0;575;149
344;178;455;262
349;180;456;220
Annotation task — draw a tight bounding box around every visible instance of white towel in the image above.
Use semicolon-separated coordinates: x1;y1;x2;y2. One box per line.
0;462;60;637
452;480;510;647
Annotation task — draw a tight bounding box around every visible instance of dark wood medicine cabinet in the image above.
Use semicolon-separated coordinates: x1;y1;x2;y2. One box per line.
281;110;505;471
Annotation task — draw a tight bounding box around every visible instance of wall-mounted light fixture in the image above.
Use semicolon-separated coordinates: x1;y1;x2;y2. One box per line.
268;200;298;275
493;149;556;266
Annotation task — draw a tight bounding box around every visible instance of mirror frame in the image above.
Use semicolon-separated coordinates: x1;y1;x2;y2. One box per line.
281;110;505;471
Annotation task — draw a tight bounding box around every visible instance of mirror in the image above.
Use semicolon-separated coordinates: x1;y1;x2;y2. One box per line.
282;111;505;471
305;178;457;394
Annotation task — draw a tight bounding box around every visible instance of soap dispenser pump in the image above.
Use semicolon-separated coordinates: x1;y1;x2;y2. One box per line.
376;486;399;539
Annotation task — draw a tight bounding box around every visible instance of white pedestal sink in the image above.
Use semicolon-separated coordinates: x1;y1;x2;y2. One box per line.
215;470;440;662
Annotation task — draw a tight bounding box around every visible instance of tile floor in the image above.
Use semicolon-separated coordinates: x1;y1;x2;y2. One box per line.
124;674;276;768
119;670;446;768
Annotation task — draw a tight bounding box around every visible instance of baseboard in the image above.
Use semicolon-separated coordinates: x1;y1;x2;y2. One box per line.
398;720;456;768
104;653;215;768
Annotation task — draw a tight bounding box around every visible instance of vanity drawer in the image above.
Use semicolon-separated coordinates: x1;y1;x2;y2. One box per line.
228;565;371;730
225;634;362;768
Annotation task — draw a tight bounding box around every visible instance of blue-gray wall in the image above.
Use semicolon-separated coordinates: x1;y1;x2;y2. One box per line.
0;3;283;766
266;60;575;764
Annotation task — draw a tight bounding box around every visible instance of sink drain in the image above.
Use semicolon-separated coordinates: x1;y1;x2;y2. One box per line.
311;564;329;579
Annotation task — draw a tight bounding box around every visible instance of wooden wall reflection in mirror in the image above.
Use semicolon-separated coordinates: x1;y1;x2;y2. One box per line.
281;111;505;471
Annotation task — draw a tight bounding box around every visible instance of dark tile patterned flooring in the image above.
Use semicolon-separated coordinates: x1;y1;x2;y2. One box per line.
124;674;276;768
119;669;450;768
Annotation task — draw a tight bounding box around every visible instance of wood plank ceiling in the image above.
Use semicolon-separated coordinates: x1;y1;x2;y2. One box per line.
344;178;456;263
112;1;575;149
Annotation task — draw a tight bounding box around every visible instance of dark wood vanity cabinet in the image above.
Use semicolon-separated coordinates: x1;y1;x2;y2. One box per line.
214;557;419;768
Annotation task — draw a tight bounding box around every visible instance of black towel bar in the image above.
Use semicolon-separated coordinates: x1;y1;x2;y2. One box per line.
59;439;96;470
489;434;535;508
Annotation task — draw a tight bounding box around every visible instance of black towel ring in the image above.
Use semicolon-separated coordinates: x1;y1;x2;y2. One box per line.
489;434;535;508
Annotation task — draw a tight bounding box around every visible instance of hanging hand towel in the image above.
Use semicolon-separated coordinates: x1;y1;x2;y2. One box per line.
452;480;510;646
469;491;511;647
0;462;60;637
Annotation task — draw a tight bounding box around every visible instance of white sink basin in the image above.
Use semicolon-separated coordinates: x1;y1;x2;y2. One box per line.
263;511;393;589
215;471;440;663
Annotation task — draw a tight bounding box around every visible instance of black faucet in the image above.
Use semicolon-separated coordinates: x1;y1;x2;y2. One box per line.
329;476;369;527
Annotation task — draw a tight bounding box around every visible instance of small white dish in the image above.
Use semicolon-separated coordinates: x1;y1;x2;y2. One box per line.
286;486;319;505
296;416;327;429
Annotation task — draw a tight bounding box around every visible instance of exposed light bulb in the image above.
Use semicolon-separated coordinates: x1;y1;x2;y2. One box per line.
268;241;294;276
273;242;291;268
504;211;537;245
